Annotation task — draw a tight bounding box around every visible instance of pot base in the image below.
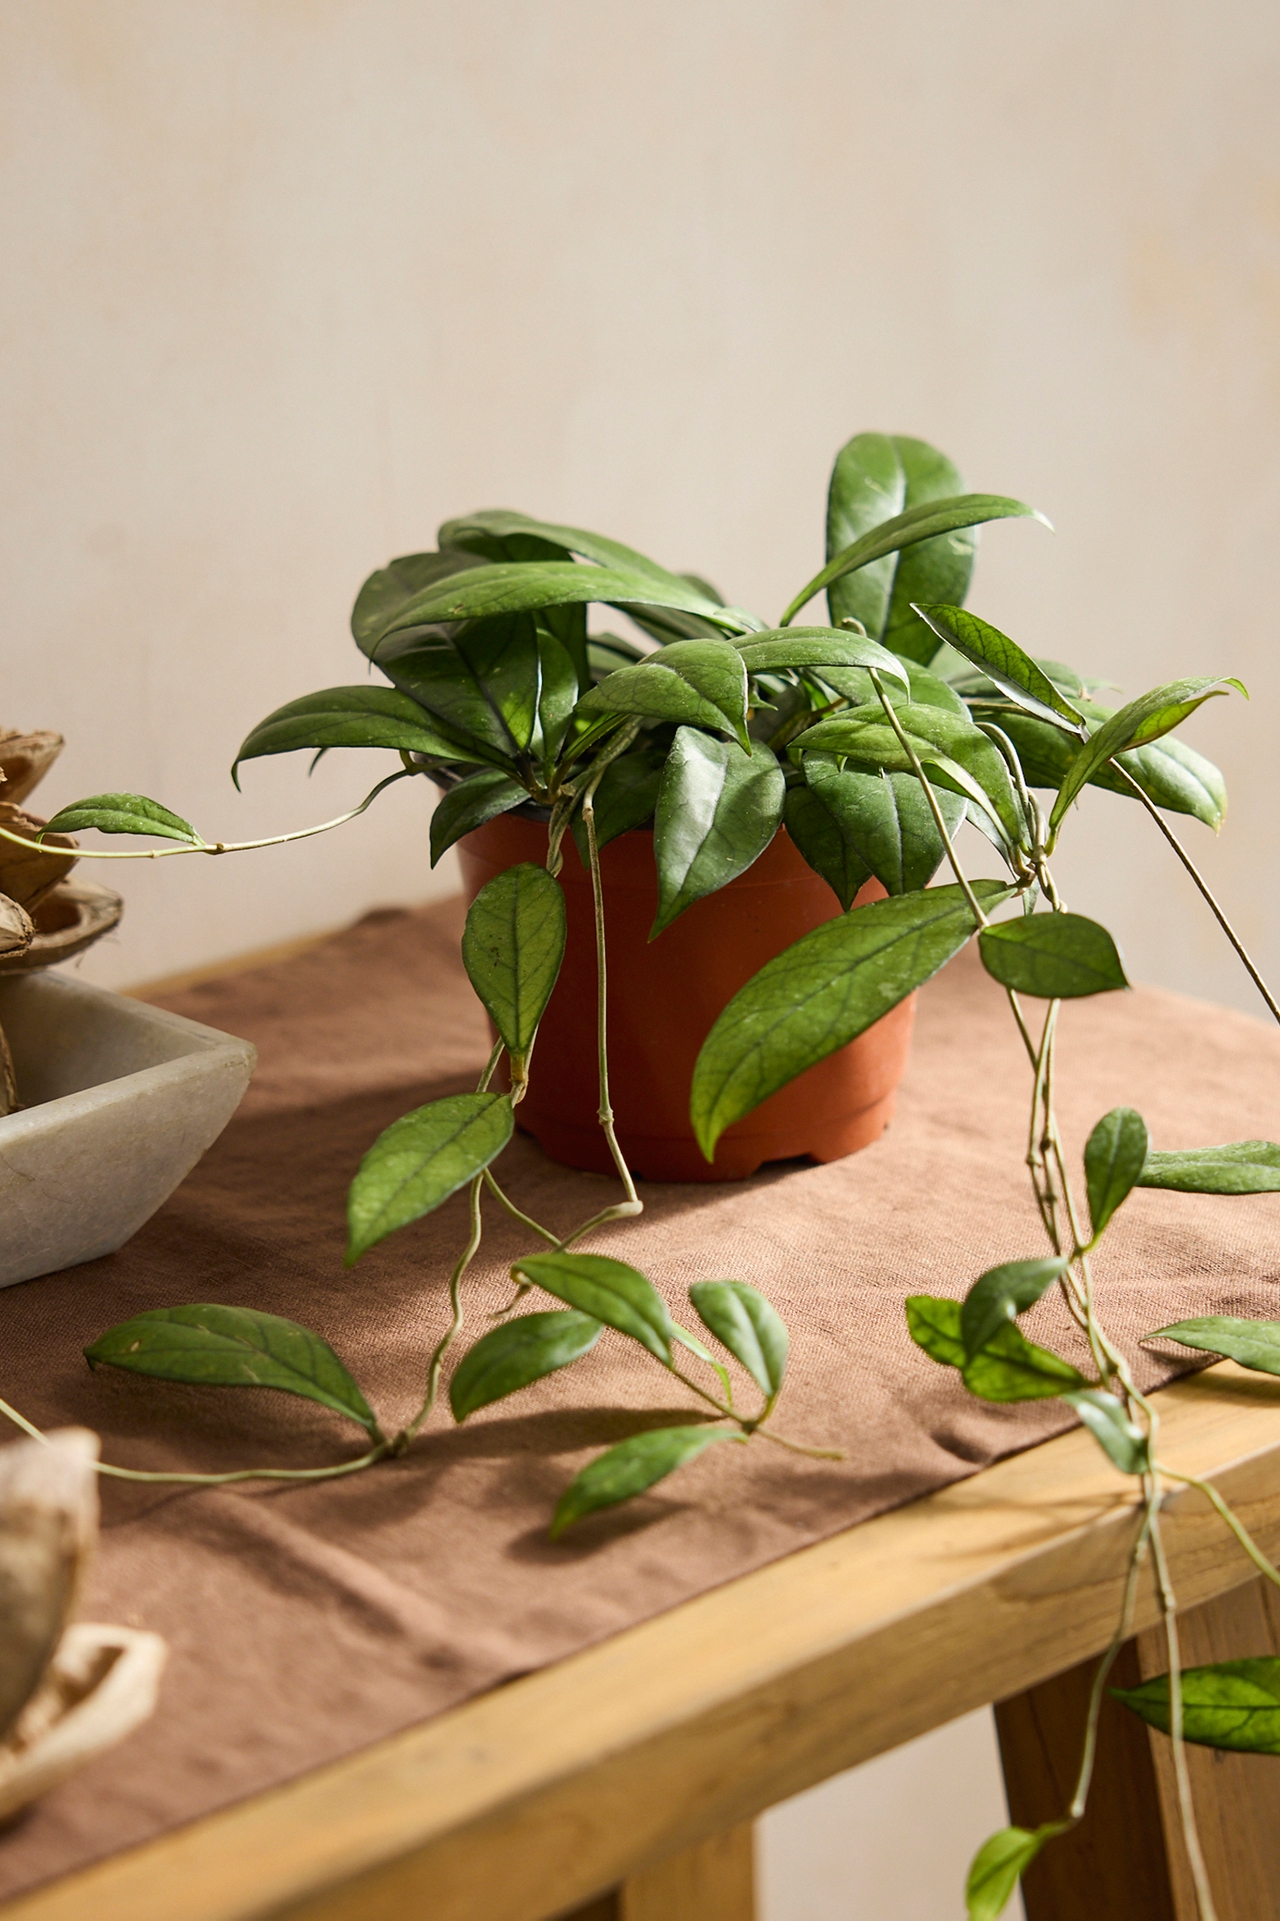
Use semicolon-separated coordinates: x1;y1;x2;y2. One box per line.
515;1071;905;1183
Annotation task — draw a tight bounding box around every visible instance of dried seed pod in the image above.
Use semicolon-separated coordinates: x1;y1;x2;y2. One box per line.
0;1020;15;1117
0;893;32;958
0;732;63;809
0;881;121;978
0;1430;99;1745
0;805;77;913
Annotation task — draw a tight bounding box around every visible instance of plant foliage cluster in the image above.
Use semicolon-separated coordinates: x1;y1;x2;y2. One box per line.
5;431;1280;1919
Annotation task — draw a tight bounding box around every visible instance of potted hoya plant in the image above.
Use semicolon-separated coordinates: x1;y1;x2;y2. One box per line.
5;427;1278;1918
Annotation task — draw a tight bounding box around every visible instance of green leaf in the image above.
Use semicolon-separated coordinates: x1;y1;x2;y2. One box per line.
966;1822;1067;1921
905;1294;967;1368
1084;1107;1149;1237
577;639;751;751
1146;1315;1280;1375
448;1310;601;1422
367;625;526;763
1137;1140;1280;1195
803;756;965;896
670;1323;734;1402
651;733;784;937
796;704;1024;851
691;882;1008;1159
512;1252;674;1362
533;628;580;767
430;768;530;867
688;1281;789;1398
231;685;476;786
461;863;566;1077
970;703;1228;831
370;561;745;646
350;549;485;651
907;1296;1086;1401
1049;677;1244;836
782;782;872;911
960;1257;1069;1358
785;489;1047;630
824;431;906;638
85;1305;378;1436
437;508;697;597
913;604;1086;730
550;1425;743;1539
1113;1660;1280;1754
570;743;667;864
978;913;1129;999
963;1321;1086;1402
1063;1388;1150;1474
346;1091;513;1263
734;625;909;691
41;793;203;846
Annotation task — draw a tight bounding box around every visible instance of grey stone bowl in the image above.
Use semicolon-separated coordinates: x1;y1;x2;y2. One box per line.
0;972;256;1289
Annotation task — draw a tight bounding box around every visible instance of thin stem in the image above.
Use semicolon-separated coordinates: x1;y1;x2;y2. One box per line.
483;1168;560;1245
406;1172;484;1440
1113;764;1280;1027
0;1393;385;1484
1149;1501;1218;1921
581;772;643;1224
1069;1503;1153;1818
0;771;414;862
1159;1467;1280;1590
868;670;991;929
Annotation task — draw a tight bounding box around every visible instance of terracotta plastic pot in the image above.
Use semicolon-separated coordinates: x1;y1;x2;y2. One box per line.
456;813;916;1183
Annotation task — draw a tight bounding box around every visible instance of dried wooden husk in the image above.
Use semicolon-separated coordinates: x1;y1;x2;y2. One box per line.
0;730;63;809
0;804;77;913
0;1430;98;1745
0;894;31;1115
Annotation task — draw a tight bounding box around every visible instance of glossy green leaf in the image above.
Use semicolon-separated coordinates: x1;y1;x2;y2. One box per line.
970;703;1228;831
812;658;967;719
570;743;667;864
803;756;965;896
906;1296;1085;1401
914;604;1086;730
1084;1107;1149;1237
512;1252;674;1362
429;768;529;867
1146;1316;1280;1375
437;508;695;597
784;490;1046;630
448;1310;601;1422
1049;677;1244;835
533;628;580;766
42;793;203;846
670;1323;734;1402
1137;1140;1280;1195
231;686;475;786
824;431;906;637
1063;1389;1150;1474
351;549;485;651
688;1281;789;1399
370;561;745;645
346;1092;513;1263
796;704;1024;850
905;1293;968;1368
577;639;751;751
978;914;1129;999
651;733;784;937
691;882;1007;1159
1113;1659;1280;1754
550;1425;743;1539
85;1305;378;1435
966;1823;1067;1921
461;863;566;1075
370;626;527;761
960;1257;1069;1358
734;626;908;690
782;782;872;911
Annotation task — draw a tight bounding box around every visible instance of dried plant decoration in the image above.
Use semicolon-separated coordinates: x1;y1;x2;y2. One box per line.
0;1429;166;1824
0;732;63;810
0;805;77;913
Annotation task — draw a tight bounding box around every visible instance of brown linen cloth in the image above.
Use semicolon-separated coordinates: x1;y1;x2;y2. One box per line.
2;897;1280;1899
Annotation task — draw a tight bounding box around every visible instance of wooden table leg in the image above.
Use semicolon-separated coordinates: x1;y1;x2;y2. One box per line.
996;1574;1280;1919
561;1823;755;1921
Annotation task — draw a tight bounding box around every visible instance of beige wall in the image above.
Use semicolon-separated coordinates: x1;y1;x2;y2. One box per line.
4;0;1278;1009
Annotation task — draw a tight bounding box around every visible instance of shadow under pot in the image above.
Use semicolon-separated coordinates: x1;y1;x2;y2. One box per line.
455;813;916;1183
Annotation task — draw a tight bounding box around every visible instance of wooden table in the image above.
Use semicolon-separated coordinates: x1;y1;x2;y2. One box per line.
6;1360;1280;1921
6;938;1280;1921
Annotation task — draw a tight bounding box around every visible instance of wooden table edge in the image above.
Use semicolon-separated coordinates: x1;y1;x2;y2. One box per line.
6;1362;1280;1921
